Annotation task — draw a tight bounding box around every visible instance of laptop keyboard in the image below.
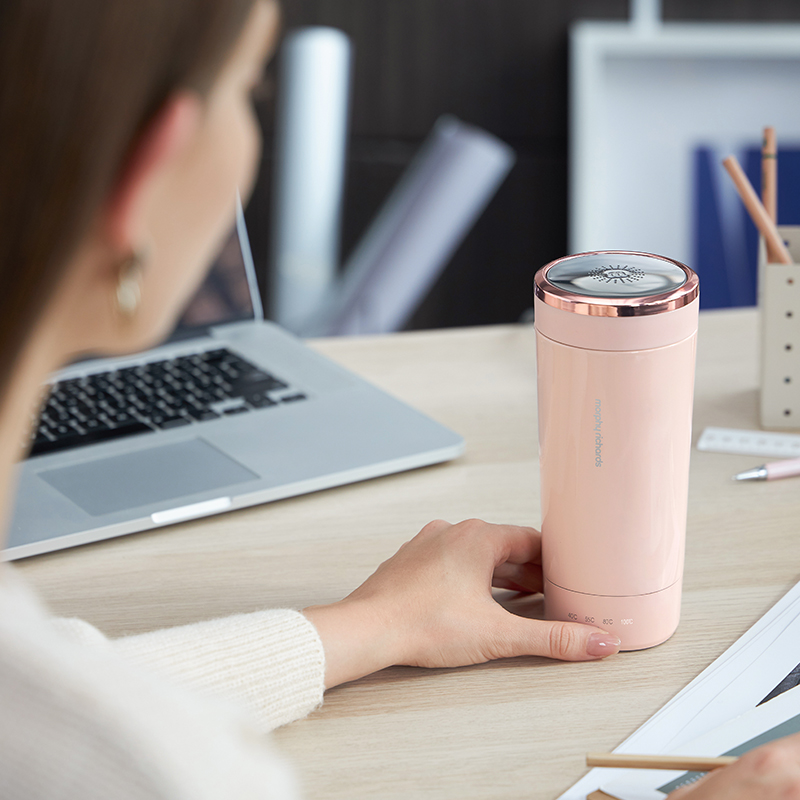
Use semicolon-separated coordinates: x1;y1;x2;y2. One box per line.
28;348;306;458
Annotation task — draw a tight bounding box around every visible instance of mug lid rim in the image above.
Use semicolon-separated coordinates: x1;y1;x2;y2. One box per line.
533;251;699;317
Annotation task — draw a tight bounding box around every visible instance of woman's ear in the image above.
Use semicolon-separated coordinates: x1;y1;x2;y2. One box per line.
104;92;202;253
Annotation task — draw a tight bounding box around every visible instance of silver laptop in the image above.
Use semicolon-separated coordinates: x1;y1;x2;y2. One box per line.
4;200;464;560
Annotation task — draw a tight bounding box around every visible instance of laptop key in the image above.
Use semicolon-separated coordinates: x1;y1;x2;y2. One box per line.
232;376;287;394
151;414;191;429
108;411;136;426
30;434;85;456
247;394;277;409
82;418;112;432
32;434;55;451
202;349;228;363
187;409;220;421
31;347;297;459
29;420;153;457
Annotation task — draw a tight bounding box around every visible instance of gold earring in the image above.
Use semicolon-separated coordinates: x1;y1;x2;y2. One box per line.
116;249;145;318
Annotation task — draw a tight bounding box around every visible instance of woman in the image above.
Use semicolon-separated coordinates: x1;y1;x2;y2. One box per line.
0;0;796;797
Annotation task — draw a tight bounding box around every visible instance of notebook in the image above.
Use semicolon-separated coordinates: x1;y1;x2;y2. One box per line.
4;198;464;560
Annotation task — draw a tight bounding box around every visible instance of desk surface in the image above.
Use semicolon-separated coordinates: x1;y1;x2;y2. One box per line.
16;308;800;800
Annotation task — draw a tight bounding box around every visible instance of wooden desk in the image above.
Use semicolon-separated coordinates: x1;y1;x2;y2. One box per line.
15;308;800;800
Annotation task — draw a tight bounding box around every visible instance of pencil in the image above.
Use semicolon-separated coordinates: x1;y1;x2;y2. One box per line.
586;753;737;771
762;126;778;261
722;154;792;265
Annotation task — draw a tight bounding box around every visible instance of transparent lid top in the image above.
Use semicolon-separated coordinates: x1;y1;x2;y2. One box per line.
534;251;698;317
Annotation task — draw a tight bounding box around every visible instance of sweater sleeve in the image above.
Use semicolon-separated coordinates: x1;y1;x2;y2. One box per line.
51;609;326;732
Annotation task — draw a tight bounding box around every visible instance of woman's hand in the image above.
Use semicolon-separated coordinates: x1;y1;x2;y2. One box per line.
668;733;800;799
303;518;621;689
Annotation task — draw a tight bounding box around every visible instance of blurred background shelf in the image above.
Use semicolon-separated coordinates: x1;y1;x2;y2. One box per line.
244;0;800;333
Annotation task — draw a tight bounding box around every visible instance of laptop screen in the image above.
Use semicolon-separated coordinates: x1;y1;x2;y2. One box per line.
65;199;262;368
167;222;257;342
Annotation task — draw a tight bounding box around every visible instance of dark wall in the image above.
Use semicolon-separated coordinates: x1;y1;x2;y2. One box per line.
245;0;800;332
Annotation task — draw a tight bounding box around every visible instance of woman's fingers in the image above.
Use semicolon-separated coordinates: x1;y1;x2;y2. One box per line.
492;577;533;592
492;561;543;593
667;733;800;799
486;522;543;567
483;600;620;662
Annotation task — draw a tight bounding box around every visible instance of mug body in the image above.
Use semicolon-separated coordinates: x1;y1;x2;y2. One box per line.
534;252;699;650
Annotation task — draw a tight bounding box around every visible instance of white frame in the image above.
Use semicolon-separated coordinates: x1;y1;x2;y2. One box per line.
570;21;800;265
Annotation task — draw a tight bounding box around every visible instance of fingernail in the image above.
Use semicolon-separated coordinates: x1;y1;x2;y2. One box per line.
587;632;622;658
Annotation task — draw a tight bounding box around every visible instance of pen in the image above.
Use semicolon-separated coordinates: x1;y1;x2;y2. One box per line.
734;456;800;482
586;753;737;771
722;155;792;265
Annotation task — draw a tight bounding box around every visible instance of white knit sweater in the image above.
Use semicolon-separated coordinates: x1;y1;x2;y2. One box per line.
0;565;326;799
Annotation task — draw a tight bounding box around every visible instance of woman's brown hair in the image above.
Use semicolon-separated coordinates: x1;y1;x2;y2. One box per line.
0;0;257;404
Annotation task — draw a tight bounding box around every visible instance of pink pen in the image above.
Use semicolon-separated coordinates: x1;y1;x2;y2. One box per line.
734;457;800;482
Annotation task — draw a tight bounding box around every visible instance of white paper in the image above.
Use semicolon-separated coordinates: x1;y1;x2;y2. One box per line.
558;579;800;800
603;686;800;800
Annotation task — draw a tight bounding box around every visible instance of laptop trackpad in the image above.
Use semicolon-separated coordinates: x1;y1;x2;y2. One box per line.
40;439;259;517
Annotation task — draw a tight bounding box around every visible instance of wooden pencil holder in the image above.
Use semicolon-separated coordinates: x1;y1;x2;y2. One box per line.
759;225;800;429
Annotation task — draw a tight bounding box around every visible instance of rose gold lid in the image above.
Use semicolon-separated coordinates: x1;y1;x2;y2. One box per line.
533;251;699;317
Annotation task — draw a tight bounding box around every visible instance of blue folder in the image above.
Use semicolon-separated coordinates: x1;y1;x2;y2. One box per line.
692;146;800;309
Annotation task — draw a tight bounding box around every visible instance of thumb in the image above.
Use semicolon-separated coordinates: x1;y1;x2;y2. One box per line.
502;616;622;662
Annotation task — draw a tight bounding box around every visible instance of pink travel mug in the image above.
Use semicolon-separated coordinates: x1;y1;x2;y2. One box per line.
534;252;699;651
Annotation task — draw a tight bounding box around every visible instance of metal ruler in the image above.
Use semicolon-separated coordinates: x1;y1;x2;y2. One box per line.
697;426;800;459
